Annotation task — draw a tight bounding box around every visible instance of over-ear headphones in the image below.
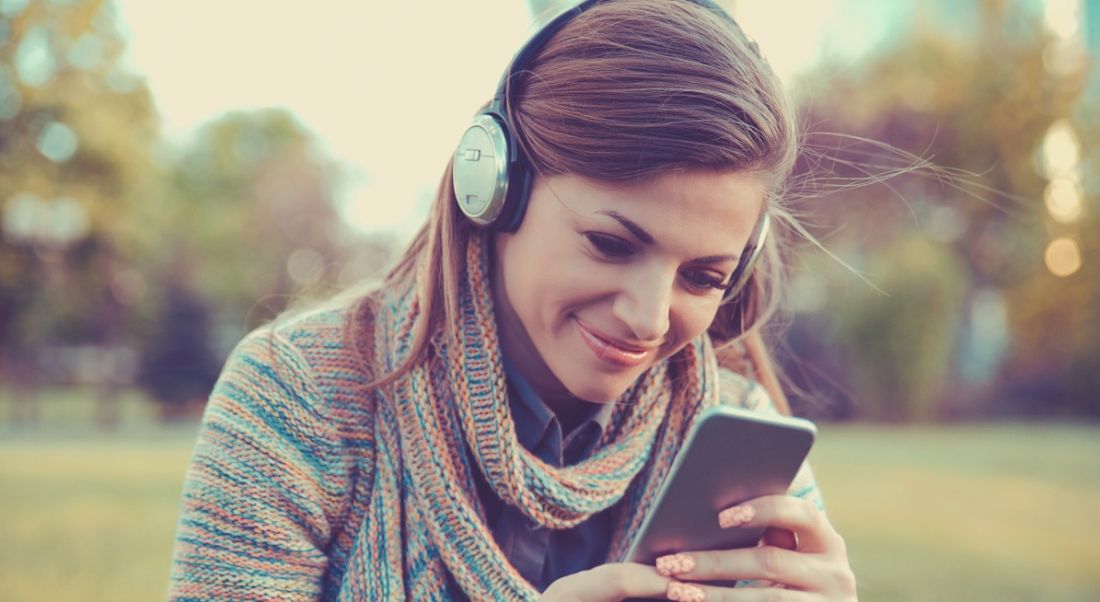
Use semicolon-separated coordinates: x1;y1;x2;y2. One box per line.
452;0;591;232
452;0;769;300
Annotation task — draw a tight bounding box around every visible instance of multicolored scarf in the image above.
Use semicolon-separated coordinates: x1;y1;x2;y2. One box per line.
361;231;721;599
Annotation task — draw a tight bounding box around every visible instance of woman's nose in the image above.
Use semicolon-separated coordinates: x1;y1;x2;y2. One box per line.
611;268;672;343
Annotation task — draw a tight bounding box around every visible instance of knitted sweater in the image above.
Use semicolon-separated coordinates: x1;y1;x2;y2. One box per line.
167;296;825;600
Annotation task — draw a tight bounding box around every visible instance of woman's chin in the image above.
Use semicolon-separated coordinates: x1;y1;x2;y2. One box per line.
561;374;635;405
551;353;656;404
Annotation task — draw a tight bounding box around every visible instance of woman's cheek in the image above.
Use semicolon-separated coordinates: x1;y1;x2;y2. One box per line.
667;293;722;346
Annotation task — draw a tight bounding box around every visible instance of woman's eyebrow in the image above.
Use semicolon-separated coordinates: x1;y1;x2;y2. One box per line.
691;253;740;265
595;209;739;263
597;210;655;245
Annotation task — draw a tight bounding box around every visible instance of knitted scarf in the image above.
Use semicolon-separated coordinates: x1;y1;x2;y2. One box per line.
357;232;721;600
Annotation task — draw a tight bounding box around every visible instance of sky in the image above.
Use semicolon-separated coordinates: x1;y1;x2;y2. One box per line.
114;0;882;240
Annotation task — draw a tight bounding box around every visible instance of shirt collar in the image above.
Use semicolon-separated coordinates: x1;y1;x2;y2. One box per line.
502;356;615;453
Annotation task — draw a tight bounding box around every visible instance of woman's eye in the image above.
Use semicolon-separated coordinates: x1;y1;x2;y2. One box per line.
585;233;633;258
683;269;727;291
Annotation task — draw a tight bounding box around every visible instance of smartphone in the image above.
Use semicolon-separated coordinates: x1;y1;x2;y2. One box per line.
623;404;816;591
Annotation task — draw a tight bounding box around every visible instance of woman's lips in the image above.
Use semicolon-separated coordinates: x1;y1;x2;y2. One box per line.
574;318;651;367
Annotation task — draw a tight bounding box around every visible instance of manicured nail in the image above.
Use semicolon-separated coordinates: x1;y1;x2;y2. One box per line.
718;504;755;529
655;553;695;576
667;581;706;602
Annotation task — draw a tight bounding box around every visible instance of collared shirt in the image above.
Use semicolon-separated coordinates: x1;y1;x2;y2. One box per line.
468;359;618;592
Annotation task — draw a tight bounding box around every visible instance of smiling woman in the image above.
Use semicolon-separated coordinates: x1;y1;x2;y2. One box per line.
494;171;766;411
167;1;853;600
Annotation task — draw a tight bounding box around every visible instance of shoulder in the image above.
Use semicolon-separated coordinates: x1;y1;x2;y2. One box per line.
230;296;353;383
217;291;377;439
264;288;379;380
172;298;369;596
267;289;363;352
715;366;778;415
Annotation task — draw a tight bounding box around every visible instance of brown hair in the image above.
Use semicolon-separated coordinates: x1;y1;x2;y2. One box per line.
349;0;800;398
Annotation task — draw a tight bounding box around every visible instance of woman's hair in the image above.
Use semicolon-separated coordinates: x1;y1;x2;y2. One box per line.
349;0;800;388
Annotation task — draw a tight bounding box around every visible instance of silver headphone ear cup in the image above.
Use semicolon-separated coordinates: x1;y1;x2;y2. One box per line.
453;114;512;227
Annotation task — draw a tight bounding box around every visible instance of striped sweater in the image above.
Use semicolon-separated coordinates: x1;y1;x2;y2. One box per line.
167;296;825;600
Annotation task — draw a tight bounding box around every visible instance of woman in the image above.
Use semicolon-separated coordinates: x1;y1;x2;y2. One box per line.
168;0;857;600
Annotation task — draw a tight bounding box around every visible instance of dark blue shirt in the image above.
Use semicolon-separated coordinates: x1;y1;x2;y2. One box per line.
468;359;618;591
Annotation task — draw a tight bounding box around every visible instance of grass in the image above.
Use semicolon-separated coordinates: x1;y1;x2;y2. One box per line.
1;408;1098;601
811;423;1100;601
0;428;199;602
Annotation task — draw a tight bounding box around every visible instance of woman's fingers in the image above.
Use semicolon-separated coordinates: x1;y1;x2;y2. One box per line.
658;546;827;591
540;562;672;601
681;583;817;602
716;495;842;554
542;561;821;602
649;495;856;596
761;526;797;551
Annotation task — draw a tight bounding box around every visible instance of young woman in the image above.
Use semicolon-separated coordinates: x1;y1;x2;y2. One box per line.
168;1;857;600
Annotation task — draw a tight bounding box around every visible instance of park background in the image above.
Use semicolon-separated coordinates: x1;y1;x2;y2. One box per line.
1;0;1098;600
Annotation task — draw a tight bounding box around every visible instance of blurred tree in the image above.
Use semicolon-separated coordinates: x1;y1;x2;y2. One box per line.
160;109;388;355
0;2;395;421
830;236;968;421
1003;121;1098;417
132;108;399;415
788;0;1094;419
137;271;220;420
0;0;161;402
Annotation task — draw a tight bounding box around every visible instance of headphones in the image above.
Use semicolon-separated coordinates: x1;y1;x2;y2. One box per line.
452;0;770;303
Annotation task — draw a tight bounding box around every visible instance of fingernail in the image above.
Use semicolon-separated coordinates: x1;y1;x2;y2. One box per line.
667;581;706;602
718;504;755;529
655;553;695;576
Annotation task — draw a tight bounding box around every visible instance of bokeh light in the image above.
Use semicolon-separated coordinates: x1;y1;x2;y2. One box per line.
1044;177;1084;223
1044;0;1081;39
14;25;55;86
1044;237;1083;277
36;121;79;163
1040;119;1081;178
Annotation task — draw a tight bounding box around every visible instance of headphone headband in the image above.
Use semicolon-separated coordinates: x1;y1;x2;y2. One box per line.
488;0;598;115
455;0;739;233
491;0;741;116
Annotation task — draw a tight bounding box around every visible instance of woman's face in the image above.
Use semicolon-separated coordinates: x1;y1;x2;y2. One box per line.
492;169;767;405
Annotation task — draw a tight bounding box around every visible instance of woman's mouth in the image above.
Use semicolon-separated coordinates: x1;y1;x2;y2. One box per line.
574;318;651;368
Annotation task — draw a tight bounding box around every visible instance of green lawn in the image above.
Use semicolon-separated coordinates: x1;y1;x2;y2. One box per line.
1;421;1098;601
811;423;1100;601
0;428;199;602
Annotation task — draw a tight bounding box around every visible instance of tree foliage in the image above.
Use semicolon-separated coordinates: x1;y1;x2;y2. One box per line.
788;2;1096;419
0;0;159;354
0;1;394;410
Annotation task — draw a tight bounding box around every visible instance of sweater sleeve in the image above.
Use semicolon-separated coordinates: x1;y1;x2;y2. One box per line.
167;329;348;601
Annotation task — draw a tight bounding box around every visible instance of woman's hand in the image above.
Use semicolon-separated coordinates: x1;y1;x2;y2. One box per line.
652;494;858;600
538;562;686;601
539;495;855;601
